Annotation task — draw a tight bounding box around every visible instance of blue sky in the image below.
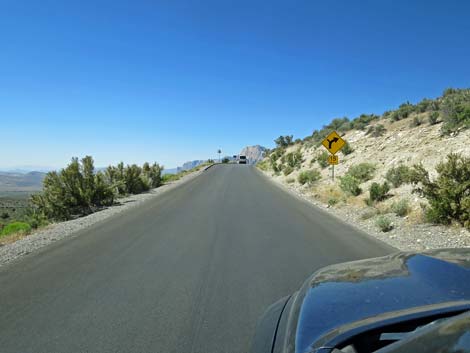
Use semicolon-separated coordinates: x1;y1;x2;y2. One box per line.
1;0;470;169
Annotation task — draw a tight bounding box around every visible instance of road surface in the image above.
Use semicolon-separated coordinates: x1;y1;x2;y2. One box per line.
0;165;394;353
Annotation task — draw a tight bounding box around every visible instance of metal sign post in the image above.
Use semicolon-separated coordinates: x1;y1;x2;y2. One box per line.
322;131;343;182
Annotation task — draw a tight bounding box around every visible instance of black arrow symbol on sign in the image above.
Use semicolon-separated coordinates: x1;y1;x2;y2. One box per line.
327;137;339;149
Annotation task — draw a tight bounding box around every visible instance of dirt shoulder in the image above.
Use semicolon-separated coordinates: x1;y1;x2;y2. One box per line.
260;169;470;251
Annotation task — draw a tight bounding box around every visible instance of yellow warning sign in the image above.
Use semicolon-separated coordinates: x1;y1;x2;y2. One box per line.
322;131;346;155
328;155;339;165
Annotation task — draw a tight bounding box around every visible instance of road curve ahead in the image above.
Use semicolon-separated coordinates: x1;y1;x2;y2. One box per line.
0;165;394;353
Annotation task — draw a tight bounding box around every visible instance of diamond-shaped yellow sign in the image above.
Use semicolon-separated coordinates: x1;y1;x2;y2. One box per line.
322;131;346;155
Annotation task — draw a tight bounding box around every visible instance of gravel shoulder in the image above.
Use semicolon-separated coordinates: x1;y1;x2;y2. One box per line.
259;169;470;251
0;166;211;267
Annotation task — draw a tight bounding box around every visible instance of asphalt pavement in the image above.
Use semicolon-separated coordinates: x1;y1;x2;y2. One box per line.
0;164;394;353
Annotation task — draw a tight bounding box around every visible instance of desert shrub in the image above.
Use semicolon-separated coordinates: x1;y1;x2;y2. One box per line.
298;170;321;185
257;160;269;171
341;141;354;155
440;88;470;134
369;182;390;202
328;198;338;207
366;124;387;137
324;117;351;133
1;212;9;220
391;199;410;217
385;165;411;188
360;209;377;220
339;175;362;196
106;162;162;195
375;216;393;232
416;98;432;113
31;156;115;221
283;165;294;176
284;150;303;169
274;135;294;148
271;162;281;174
391;102;415;121
409;116;423;127
429;112;439;125
21;207;49;229
351;114;379;130
31;156;162;221
410;153;470;228
270;150;283;162
286;178;295;184
317;151;329;169
347;163;376;182
1;221;31;237
162;173;181;183
141;162;163;189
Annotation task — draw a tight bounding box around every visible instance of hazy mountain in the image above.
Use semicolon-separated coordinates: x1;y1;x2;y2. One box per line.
177;160;206;173
162;168;178;175
239;145;267;164
0;171;46;193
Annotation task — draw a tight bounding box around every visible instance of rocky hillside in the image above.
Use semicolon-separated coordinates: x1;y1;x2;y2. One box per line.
240;145;267;164
258;88;470;250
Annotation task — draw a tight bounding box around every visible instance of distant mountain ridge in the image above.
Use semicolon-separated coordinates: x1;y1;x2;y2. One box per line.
239;145;267;164
0;171;46;194
177;160;206;173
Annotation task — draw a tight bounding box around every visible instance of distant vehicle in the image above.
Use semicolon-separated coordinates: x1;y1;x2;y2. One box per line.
238;155;247;164
250;248;470;353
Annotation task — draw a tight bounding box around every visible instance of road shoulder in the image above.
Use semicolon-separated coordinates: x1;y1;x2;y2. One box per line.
256;168;469;251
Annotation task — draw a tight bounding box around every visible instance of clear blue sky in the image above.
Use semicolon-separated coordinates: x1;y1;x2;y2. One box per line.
1;0;470;169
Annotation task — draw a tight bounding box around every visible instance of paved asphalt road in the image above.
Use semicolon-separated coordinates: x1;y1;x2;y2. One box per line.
0;165;394;353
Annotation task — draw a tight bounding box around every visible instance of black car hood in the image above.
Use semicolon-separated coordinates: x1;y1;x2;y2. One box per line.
294;248;470;353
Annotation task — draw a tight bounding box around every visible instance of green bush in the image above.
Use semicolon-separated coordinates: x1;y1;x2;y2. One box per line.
328;198;338;207
375;216;393;232
341;142;354;155
283;150;303;169
286;178;295;184
429;112;439;125
1;222;31;237
31;156;162;221
369;182;390;202
31;156;116;221
385;165;411;188
409;116;423;127
283;165;294;176
222;157;230;163
416;98;432;113
391;199;410;217
390;102;415;121
339;175;362;196
298;170;321;185
410;153;470;228
351;114;379;130
1;212;9;220
317;151;329;169
440;88;470;134
274;135;294;148
366;124;387;137
347;163;376;182
257;160;269;171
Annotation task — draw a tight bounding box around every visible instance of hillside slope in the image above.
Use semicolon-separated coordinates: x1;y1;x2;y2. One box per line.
259;90;470;251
